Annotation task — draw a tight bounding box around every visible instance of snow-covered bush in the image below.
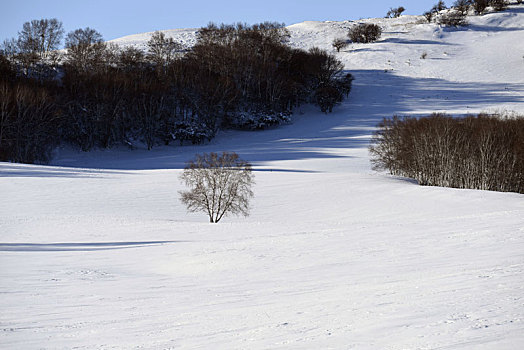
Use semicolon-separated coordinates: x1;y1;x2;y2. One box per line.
229;110;291;130
348;23;382;43
438;10;469;26
172;122;214;145
490;0;508;11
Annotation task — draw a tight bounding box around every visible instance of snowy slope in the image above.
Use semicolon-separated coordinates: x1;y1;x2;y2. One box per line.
1;3;524;349
110;28;198;51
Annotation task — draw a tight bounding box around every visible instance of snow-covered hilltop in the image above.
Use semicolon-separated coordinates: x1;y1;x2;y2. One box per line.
110;27;199;51
2;3;524;349
111;4;524;115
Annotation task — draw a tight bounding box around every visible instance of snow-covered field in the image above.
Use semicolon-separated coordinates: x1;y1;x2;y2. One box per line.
2;4;524;349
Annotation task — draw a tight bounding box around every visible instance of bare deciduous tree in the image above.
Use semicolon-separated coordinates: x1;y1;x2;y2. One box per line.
18;18;64;59
65;27;105;72
179;152;255;223
147;31;182;68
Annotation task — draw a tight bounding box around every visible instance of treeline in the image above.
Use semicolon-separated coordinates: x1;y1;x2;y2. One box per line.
0;20;353;163
369;113;524;194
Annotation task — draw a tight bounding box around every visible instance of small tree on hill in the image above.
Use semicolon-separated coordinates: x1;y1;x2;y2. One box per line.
434;0;448;12
424;11;435;22
386;7;406;18
179;152;255;223
453;0;473;14
425;1;449;22
332;38;348;52
348;23;382;43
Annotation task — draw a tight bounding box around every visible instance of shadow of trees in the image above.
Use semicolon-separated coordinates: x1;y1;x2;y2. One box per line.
0;241;180;252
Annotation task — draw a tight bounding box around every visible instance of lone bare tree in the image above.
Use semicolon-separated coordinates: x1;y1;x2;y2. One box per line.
332;38;348;52
179;152;255;223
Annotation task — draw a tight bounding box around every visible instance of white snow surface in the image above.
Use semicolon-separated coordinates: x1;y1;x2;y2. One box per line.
2;4;524;349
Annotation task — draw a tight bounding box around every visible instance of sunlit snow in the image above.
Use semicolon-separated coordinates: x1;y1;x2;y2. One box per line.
1;4;524;349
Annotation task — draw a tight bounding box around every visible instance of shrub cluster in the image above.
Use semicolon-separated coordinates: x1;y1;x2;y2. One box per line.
425;0;472;26
438;10;469;26
473;0;489;13
369;113;524;193
1;21;353;163
348;23;382;43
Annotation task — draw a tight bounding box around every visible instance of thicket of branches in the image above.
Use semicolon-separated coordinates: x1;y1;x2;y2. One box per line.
369;113;524;194
1;20;353;163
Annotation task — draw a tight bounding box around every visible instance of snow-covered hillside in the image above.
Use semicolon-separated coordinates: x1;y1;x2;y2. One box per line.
1;4;524;349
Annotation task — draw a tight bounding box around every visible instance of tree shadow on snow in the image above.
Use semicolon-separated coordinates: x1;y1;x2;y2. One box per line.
452;24;524;33
0;241;181;252
380;38;456;45
347;47;388;53
0;164;130;178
